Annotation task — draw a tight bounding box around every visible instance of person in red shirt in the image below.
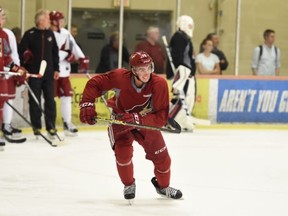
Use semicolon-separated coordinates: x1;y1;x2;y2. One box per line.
79;51;182;201
134;27;165;74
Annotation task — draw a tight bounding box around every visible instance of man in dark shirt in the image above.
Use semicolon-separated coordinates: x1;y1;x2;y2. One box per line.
18;9;59;139
96;31;129;73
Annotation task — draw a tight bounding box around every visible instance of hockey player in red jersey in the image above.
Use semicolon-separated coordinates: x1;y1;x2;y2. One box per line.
80;51;182;201
0;7;27;148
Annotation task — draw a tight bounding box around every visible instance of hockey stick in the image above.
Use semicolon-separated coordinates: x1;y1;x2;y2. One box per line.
0;60;47;78
0;72;43;78
96;117;181;134
37;60;47;78
162;36;176;75
2;131;27;143
5;101;57;147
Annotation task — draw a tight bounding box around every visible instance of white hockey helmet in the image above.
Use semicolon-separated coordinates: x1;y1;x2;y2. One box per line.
176;15;194;38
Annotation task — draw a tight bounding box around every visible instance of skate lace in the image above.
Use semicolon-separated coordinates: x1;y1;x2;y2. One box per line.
4;124;13;133
124;183;136;195
162;186;178;198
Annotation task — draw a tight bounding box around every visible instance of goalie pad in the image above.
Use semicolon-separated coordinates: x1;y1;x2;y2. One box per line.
172;65;190;91
185;76;196;114
168;93;195;132
171;66;196;115
169;69;196;131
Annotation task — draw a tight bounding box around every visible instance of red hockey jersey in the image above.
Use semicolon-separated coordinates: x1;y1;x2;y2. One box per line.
81;69;169;127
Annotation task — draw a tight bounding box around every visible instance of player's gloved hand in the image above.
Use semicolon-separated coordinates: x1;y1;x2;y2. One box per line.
79;57;90;73
112;113;142;136
10;64;28;86
65;51;75;63
118;113;142;125
79;102;97;125
23;49;34;64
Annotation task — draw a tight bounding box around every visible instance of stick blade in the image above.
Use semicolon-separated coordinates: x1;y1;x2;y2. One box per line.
165;118;182;133
39;60;47;77
162;35;169;46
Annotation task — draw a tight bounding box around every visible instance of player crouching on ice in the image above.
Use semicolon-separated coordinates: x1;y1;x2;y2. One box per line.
79;51;182;201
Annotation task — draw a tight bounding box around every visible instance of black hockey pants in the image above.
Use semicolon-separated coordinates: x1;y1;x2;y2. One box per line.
28;78;56;131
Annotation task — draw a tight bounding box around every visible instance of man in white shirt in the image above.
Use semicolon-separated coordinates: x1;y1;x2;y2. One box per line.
251;29;280;76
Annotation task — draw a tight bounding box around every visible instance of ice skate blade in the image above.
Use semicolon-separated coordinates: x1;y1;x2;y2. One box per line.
64;130;78;137
3;134;26;143
51;139;67;146
12;133;22;138
182;128;194;132
47;134;56;140
157;194;184;200
127;199;134;205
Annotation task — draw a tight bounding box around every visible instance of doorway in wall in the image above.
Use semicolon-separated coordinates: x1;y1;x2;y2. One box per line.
72;9;172;72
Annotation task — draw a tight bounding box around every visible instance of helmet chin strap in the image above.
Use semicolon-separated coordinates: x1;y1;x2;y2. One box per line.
132;70;149;85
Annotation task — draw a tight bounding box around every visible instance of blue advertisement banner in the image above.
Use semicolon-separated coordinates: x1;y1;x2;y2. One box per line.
217;80;288;123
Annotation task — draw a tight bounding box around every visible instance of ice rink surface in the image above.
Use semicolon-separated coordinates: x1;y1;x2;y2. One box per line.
0;127;288;216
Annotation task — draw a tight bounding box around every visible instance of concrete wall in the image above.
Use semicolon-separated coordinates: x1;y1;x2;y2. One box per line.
2;0;288;76
1;0;35;32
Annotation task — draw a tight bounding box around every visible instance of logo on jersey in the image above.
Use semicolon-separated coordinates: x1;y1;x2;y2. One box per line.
139;99;153;116
143;94;152;98
155;146;167;155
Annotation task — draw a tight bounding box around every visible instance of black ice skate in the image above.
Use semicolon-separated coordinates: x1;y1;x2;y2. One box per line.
11;126;22;137
2;123;22;137
33;128;41;140
47;129;57;140
2;123;26;143
124;181;136;201
151;177;183;199
63;122;78;136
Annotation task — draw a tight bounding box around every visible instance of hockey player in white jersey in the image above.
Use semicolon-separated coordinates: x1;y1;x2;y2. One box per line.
50;11;89;136
1;26;23;139
166;15;196;132
0;7;27;148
